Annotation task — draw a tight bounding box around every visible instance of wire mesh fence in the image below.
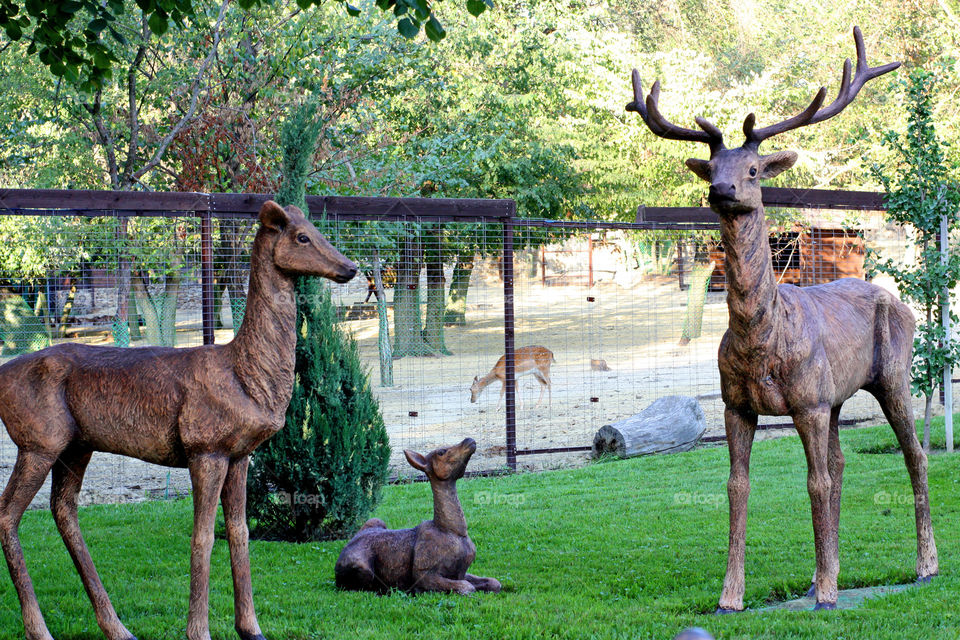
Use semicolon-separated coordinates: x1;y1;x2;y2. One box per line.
0;188;942;506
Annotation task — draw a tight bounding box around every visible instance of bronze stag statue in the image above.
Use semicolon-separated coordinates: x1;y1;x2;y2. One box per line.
626;27;937;611
335;438;501;595
0;201;357;640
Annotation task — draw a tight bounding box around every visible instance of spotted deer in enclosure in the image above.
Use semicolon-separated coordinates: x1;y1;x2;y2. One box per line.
626;26;937;611
0;201;357;640
470;345;555;409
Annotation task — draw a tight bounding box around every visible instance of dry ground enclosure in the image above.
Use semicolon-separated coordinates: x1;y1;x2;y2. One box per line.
0;189;949;506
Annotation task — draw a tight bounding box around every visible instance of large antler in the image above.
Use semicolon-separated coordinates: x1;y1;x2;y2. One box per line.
626;69;725;155
743;26;900;148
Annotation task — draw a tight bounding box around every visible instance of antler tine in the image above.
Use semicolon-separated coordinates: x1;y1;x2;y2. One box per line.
744;26;900;148
625;70;724;154
744;87;827;146
626;69;647;118
806;26;901;125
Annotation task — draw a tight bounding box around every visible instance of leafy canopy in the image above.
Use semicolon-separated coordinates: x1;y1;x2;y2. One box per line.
0;0;491;92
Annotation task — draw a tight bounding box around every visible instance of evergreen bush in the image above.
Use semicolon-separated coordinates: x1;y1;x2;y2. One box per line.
247;103;390;541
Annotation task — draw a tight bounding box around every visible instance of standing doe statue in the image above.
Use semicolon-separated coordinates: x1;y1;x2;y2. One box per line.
0;201;357;640
335;437;501;595
626;27;937;611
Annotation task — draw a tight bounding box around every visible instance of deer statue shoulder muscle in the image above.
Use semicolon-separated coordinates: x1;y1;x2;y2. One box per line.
0;201;357;640
627;27;937;611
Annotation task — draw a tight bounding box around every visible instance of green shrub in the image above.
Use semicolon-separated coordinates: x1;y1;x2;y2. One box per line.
246;103;390;541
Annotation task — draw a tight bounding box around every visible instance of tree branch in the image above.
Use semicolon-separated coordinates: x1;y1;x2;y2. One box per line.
128;0;231;186
82;90;120;189
123;17;151;182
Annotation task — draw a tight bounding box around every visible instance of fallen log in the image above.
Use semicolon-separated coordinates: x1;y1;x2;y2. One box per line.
592;395;706;458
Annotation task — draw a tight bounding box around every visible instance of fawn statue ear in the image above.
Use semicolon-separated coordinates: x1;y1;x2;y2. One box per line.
259;200;291;232
404;449;428;472
473;375;479;383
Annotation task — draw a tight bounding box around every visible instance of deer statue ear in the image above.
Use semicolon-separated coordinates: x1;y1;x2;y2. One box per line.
473;375;479;383
404;449;428;472
759;150;798;179
685;158;712;183
259;200;291;232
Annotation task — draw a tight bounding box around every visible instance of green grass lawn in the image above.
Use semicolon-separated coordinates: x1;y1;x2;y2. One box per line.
2;419;960;640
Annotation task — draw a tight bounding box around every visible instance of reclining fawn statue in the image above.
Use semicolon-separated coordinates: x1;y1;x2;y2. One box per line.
0;201;357;640
335;437;501;595
626;26;937;611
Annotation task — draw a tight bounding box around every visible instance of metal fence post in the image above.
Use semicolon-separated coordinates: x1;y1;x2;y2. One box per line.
200;210;215;345
503;205;517;470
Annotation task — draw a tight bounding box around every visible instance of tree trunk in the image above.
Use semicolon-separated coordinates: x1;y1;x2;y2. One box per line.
393;228;434;358
116;217;132;326
131;273;160;345
923;393;933;452
444;254;474;326
57;285;77;339
132;261;182;348
214;218;252;333
159;270;181;347
371;249;393;386
422;224;450;355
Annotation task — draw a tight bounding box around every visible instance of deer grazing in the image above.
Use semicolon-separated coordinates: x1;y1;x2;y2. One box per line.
335;437;501;595
0;201;357;640
627;27;937;611
470;345;555;409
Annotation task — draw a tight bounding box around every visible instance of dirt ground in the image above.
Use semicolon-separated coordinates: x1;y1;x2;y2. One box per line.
0;237;946;507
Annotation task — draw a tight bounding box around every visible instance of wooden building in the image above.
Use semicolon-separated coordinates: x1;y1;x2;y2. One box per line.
706;224;866;290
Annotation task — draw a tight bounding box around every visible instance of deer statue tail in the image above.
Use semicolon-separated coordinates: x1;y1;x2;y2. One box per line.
874;292;913;378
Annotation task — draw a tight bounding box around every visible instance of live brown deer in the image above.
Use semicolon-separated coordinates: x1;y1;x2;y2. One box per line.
0;201;357;640
470;345;555;409
627;26;937;611
335;437;501;595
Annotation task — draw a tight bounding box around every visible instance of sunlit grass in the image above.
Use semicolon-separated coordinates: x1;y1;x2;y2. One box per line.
1;418;958;639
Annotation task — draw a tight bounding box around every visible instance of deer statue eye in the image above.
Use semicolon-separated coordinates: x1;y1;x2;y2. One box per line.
296;233;310;244
749;167;758;178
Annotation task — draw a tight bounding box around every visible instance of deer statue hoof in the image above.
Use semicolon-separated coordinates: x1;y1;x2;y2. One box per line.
713;607;741;615
813;601;837;611
237;632;267;640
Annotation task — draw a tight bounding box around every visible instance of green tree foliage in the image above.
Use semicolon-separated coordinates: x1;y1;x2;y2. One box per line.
0;0;489;92
872;69;960;451
246;103;390;540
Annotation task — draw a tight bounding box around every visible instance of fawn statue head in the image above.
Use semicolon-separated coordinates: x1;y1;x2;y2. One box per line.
258;200;358;283
404;438;477;482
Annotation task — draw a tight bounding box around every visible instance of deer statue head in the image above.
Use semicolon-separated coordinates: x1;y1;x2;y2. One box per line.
259;200;358;282
626;26;899;216
404;437;477;482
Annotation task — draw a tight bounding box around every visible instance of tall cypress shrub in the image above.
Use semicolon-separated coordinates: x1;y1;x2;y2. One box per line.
247;103;390;541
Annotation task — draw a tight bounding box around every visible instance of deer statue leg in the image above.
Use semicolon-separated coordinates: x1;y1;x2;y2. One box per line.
51;446;135;640
0;450;58;640
717;408;757;612
794;407;839;609
807;406;845;597
186;454;230;640
876;383;939;580
220;456;266;640
464;573;502;592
